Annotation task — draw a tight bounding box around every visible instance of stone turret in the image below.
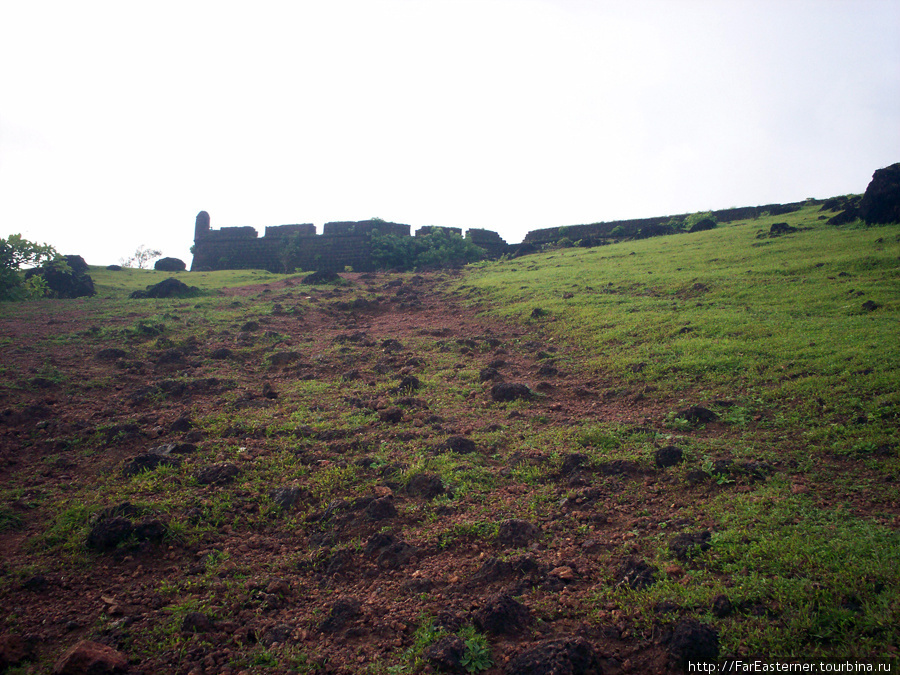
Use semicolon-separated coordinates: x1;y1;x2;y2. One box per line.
194;211;211;241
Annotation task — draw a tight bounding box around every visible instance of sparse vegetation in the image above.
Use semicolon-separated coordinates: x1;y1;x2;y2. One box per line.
0;204;898;672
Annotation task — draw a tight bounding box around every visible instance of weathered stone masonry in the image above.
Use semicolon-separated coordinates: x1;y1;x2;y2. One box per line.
190;211;510;272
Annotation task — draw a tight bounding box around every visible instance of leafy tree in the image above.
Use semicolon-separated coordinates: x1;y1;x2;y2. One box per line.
0;234;60;301
121;245;162;269
369;229;485;271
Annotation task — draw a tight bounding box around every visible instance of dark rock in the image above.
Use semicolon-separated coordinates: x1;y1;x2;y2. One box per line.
531;307;547;318
506;636;599;675
24;254;95;298
131;277;199;299
52;640;127;674
105;264;123;271
615;558;657;590
210;347;232;359
655;445;683;468
861;300;881;311
241;320;260;332
131;517;166;543
474;556;543;583
677;406;719;424
95;348;128;361
407;473;445;500
268;351;300;367
365;532;397;556
302;270;341;285
182;611;214;633
377;541;417;569
597;460;639;476
320;597;361;633
711;595;733;618
260;624;294;647
668;618;719;667
496;519;540;548
397;375;421;391
769;222;798;235
479;367;502;382
195;462;239;485
86;517;134;550
445;436;477;454
560;452;588;475
154;257;186;272
122;451;182;477
270;486;304;509
262;383;279;399
474;593;531;635
0;634;35;671
859;162;900;224
689;218;717;233
379;407;403;424
366;496;397;521
325;549;353;576
669;531;712;560
425;635;466;673
381;338;404;353
491;382;533;402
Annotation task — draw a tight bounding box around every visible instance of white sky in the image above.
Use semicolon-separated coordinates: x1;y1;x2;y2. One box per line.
1;0;898;265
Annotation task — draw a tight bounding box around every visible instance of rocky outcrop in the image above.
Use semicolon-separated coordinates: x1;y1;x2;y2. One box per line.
860;162;900;224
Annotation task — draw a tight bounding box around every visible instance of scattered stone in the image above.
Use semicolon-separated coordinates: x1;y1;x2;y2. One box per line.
496;519;540;548
182;611;214;633
859;162;900;224
365;496;397;521
381;338;404;353
268;351;300;366
689;218;717;233
302;270;341;285
133;277;199;299
667;618;720;667
861;300;881;312
260;624;294;648
445;436;477;454
479;367;502;382
536;363;558;377
319;597;361;633
379;408;403;424
669;531;712;560
52;640;128;674
377;541;417;570
506;637;599;675
0;634;35;671
122;448;182;477
406;473;445;500
531;308;547;318
106;264;123;271
677;405;719;424
491;382;533;402
597;460;639;476
769;222;798;235
397;375;421;391
95;348;127;361
559;452;588;475
655;445;683;468
154;257;186;272
210;347;232;359
615;558;657;590
262;383;279;399
425;635;466;673
711;595;733;618
24;254;95;298
473;593;531;635
86;517;135;551
195;462;239;485
270;486;304;509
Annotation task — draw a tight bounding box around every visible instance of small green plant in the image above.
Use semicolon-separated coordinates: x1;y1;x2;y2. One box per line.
701;456;734;485
458;626;493;673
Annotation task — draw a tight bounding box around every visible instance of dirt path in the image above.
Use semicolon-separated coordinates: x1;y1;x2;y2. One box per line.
0;272;748;674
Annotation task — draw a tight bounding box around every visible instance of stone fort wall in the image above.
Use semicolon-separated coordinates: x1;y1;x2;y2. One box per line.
190;212;510;272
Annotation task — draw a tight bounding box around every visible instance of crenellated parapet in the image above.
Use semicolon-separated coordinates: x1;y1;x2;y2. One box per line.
190;213;508;272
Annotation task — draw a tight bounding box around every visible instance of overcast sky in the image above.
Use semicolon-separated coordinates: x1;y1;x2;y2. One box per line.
1;0;898;266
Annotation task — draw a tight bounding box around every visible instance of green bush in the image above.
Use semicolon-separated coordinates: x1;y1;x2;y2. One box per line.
370;229;485;271
0;234;60;301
